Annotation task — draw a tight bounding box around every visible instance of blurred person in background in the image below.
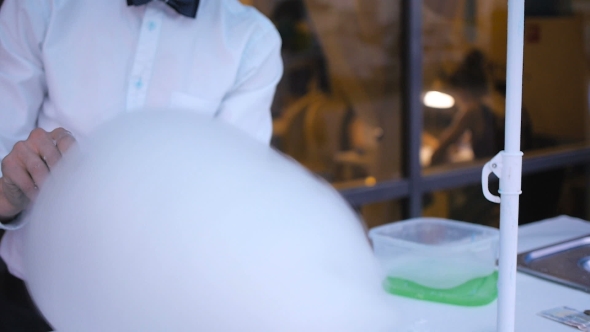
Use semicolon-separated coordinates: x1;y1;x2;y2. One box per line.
430;49;500;165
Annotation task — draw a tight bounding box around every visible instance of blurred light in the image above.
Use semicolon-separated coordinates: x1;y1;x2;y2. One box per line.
423;91;455;109
364;176;377;187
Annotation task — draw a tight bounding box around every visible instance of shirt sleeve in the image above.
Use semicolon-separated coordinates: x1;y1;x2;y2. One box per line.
0;0;50;176
0;0;48;231
216;22;283;145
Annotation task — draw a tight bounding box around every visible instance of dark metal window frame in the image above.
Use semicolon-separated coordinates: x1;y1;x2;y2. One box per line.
338;0;590;217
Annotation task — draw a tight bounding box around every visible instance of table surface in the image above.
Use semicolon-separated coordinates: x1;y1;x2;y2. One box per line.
390;215;590;332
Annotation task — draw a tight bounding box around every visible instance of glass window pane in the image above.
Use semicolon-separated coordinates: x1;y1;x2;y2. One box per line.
421;0;508;169
246;0;402;185
359;200;403;229
423;165;590;226
421;0;590;170
423;184;501;228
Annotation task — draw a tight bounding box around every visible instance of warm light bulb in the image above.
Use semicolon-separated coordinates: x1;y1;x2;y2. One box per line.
423;91;455;109
364;176;377;187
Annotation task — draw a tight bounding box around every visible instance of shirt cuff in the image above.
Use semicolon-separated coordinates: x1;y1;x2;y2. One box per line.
0;213;25;230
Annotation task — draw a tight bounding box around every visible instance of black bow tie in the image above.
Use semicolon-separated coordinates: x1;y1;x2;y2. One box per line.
127;0;200;18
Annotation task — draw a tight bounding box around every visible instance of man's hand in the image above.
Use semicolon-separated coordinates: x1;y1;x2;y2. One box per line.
0;128;75;219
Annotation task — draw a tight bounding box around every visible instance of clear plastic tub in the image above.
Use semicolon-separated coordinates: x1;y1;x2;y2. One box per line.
368;218;500;306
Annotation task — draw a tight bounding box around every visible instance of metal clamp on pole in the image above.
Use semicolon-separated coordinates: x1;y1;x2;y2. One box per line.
482;151;503;204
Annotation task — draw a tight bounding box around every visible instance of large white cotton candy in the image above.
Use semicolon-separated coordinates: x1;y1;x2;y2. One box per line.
22;110;396;331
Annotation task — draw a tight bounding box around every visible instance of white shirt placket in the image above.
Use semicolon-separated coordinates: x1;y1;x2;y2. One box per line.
126;6;164;111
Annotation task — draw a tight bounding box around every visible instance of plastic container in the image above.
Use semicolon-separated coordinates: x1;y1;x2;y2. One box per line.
368;218;500;306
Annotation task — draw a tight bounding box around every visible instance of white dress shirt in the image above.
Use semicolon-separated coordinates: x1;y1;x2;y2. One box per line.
0;0;283;278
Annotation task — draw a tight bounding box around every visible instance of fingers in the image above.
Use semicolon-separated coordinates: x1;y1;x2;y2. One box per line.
28;128;62;170
1;156;36;206
19;142;51;190
27;128;76;170
0;127;76;209
50;128;76;156
3;140;49;201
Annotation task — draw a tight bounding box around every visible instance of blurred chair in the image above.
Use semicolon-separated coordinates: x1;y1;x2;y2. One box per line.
272;90;349;181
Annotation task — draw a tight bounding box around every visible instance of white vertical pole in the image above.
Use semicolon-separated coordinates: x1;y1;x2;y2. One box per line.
497;0;525;331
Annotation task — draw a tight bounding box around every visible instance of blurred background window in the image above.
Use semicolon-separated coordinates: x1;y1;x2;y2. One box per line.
1;0;574;227
239;0;590;227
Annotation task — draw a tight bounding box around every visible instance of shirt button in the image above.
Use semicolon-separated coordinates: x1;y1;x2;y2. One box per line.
135;79;143;89
148;21;156;31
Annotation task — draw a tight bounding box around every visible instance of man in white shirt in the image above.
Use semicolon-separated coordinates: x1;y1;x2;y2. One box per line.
0;0;282;329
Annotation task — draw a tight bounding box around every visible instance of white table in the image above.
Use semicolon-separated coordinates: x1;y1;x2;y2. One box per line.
391;215;590;332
